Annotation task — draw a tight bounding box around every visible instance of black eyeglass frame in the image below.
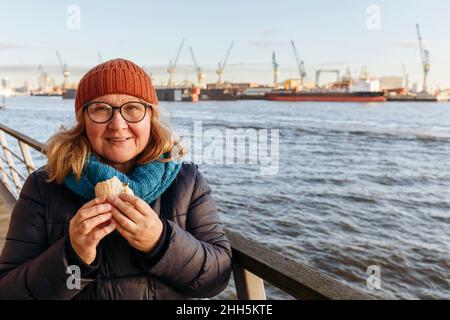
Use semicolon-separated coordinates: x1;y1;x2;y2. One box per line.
83;101;153;123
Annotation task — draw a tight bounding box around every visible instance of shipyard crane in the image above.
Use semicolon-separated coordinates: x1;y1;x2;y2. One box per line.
402;62;409;90
416;24;430;93
37;65;51;90
330;66;353;89
290;39;307;87
189;47;205;87
272;51;280;88
56;51;70;91
167;38;185;87
315;69;340;88
216;41;234;84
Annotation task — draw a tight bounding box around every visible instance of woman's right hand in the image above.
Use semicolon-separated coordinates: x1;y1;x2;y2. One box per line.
69;195;116;265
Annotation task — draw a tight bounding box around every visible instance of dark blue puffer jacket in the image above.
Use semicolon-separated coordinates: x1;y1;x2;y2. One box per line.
0;162;232;299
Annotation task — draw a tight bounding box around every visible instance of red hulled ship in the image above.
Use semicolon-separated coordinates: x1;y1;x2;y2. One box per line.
265;90;386;102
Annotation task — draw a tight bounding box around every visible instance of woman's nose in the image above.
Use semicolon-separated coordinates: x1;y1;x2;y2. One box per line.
107;109;128;129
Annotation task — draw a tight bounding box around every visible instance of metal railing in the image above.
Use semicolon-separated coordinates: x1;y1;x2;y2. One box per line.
0;123;379;300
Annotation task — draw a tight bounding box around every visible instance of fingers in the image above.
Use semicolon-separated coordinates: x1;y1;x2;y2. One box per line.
90;220;116;242
107;195;143;223
114;219;134;240
76;203;112;224
81;195;107;209
118;193;151;216
110;206;137;232
78;212;112;235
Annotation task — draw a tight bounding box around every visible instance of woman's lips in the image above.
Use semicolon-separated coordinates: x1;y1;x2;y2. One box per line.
106;137;132;144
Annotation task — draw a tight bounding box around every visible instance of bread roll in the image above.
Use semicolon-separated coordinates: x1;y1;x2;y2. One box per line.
95;176;134;197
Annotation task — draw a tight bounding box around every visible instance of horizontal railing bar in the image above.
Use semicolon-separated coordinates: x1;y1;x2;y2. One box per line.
0;125;46;154
224;229;380;300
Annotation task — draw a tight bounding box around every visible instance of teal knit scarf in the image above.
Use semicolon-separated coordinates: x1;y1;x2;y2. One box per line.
64;153;182;204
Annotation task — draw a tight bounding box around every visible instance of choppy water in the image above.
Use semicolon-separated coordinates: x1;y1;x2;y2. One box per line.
0;96;449;299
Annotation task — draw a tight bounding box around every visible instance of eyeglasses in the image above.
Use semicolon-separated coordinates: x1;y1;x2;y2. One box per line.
83;101;152;123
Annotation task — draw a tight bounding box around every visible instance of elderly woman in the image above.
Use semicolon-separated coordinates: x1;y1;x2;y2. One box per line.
0;58;232;299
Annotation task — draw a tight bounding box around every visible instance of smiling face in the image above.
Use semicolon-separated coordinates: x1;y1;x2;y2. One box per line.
84;94;151;171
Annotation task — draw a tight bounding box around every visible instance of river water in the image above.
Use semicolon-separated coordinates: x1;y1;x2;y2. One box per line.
0;96;449;299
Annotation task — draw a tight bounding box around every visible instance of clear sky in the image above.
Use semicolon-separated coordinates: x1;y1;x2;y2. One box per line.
1;0;450;88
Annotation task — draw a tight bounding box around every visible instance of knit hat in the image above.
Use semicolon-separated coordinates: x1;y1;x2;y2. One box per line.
74;58;158;113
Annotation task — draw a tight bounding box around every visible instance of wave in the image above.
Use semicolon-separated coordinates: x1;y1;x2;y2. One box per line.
302;177;354;186
290;126;450;143
174;117;450;143
340;194;378;204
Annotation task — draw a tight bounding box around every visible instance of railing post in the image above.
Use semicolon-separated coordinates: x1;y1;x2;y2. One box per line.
0;152;15;198
0;130;22;194
0;131;9;187
19;141;36;174
232;263;266;300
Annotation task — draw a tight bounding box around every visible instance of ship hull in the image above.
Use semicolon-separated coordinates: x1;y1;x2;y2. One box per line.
266;91;386;102
63;88;76;99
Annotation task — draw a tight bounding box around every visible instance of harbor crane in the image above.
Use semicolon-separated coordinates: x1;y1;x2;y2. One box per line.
416;24;430;93
272;51;280;88
167;38;185;87
315;69;340;88
56;51;70;91
37;65;52;90
216;41;233;84
189;47;205;87
290;39;307;87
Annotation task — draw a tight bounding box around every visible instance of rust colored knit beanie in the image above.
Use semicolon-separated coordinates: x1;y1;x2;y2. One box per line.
74;58;158;113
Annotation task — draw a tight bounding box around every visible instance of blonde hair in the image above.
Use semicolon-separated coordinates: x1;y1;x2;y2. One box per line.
44;104;185;184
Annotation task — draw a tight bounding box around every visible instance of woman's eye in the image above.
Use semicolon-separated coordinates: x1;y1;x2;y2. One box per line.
93;106;109;111
125;105;143;112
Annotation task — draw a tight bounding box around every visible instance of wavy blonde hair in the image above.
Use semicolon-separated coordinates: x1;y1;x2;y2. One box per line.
44;104;186;184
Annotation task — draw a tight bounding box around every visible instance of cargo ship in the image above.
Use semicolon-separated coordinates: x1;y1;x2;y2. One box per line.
266;78;386;102
265;90;386;102
200;88;239;100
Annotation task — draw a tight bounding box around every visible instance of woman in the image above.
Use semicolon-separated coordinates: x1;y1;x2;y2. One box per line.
0;58;232;299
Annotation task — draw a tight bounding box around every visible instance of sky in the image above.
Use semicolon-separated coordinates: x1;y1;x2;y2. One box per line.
1;0;450;89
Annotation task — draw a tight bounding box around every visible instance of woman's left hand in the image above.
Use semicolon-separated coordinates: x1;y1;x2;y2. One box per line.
107;193;164;253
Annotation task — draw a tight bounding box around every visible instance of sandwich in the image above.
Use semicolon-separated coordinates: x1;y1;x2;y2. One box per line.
95;176;134;197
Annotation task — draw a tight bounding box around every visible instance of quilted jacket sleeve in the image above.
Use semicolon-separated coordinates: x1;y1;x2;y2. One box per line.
146;167;232;298
0;171;99;299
